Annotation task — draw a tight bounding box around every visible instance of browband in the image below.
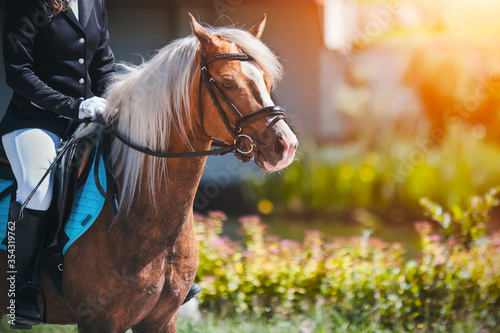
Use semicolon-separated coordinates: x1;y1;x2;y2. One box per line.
200;52;253;68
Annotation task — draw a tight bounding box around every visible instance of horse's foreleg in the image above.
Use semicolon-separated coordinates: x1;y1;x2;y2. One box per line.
165;313;177;333
132;313;177;333
76;320;122;333
131;238;197;333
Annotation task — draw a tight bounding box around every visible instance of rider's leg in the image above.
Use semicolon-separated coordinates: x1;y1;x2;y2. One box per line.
2;128;61;325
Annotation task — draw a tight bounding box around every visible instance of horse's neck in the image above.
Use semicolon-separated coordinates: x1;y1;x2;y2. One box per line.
114;130;210;247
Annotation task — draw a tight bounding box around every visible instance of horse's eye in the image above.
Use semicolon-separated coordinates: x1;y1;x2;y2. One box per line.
221;80;236;89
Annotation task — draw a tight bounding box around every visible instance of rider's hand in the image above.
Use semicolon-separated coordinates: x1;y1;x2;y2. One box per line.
78;96;107;121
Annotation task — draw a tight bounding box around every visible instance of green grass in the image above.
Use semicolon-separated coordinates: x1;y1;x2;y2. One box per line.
180;311;495;333
0;320;77;332
1;312;492;333
179;310;498;333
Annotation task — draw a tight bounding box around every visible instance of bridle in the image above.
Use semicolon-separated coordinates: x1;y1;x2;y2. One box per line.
110;50;288;161
196;51;287;161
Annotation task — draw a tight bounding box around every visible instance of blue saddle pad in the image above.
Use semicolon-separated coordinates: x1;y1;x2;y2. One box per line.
0;154;106;256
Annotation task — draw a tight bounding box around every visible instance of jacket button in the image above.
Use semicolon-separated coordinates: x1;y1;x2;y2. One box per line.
79;58;85;64
79;78;85;84
79;37;85;43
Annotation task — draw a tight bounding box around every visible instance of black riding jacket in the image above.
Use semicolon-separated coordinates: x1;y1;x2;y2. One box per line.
0;0;115;138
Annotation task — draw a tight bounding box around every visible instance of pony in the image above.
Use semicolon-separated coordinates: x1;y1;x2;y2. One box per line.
0;13;297;332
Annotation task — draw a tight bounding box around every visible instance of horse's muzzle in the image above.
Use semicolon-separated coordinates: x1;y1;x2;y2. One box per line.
255;119;298;172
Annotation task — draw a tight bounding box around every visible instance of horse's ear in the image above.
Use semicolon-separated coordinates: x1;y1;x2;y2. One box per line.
189;13;216;50
247;14;267;39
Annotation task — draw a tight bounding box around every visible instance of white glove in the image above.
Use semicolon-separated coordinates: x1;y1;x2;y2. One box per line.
78;96;107;121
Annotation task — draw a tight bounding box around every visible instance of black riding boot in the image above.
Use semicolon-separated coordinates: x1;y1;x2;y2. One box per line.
9;202;47;328
182;283;202;305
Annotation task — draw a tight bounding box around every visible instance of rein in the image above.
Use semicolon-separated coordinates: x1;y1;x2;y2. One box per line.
106;51;288;161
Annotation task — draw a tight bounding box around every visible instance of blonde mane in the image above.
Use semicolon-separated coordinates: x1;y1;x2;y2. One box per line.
102;25;283;215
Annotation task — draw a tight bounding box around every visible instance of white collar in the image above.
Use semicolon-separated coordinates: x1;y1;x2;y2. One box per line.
70;0;79;21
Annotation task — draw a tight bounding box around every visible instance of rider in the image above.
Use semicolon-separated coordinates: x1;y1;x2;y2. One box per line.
1;0;199;327
1;0;114;326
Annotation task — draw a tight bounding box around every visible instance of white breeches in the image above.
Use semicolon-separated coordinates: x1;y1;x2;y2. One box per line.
2;129;61;211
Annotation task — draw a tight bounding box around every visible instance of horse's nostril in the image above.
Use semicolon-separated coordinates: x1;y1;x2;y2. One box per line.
274;137;285;157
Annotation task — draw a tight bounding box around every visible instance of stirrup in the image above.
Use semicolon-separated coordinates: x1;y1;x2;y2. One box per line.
14;282;47;327
10;321;32;330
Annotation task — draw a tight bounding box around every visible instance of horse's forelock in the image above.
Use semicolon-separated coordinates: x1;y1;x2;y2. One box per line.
211;27;283;82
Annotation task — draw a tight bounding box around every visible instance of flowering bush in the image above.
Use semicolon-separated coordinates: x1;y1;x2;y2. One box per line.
194;188;500;331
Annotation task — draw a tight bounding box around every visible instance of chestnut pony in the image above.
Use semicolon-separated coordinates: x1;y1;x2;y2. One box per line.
0;13;297;332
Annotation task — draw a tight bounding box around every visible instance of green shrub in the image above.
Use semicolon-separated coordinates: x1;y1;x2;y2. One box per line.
194;188;500;331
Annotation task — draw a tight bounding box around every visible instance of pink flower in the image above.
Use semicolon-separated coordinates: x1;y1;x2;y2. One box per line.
414;221;433;237
239;215;262;224
280;239;300;249
429;234;441;243
211;238;227;248
208;211;227;220
193;213;205;222
204;276;216;283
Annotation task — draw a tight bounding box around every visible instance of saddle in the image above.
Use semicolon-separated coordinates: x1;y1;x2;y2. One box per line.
0;135;94;241
0;131;115;295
